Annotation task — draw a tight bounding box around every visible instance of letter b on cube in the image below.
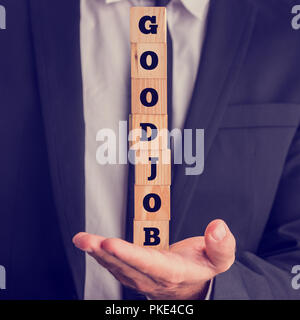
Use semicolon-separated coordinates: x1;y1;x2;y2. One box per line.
134;221;169;250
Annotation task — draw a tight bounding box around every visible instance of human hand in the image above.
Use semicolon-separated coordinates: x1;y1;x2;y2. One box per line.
73;219;236;300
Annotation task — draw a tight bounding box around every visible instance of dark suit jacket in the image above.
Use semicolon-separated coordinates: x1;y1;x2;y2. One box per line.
0;0;300;300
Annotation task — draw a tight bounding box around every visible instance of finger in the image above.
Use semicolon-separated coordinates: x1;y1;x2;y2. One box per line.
73;232;106;253
100;238;178;282
73;233;155;291
204;219;236;273
73;232;121;269
73;232;131;269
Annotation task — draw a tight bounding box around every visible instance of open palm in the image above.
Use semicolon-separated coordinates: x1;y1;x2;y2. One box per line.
73;219;236;300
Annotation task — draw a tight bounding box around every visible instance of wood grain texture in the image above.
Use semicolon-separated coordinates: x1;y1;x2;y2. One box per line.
134;220;169;250
131;6;169;250
130;7;166;43
131;78;167;114
135;185;170;221
129;114;168;150
131;43;167;79
135;149;171;185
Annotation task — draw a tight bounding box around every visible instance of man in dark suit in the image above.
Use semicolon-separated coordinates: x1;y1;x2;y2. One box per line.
0;0;300;299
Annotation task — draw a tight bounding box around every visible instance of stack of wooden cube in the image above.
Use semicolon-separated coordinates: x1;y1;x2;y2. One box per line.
130;7;171;250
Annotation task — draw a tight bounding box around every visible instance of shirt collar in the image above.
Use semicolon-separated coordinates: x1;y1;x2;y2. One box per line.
179;0;210;20
105;0;210;20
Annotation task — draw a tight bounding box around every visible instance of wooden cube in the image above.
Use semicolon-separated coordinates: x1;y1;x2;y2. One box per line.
131;43;167;79
131;79;167;114
135;149;171;185
135;185;170;221
129;114;168;150
130;7;167;43
134;220;169;250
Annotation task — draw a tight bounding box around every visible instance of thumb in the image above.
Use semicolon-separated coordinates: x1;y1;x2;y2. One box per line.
204;219;236;274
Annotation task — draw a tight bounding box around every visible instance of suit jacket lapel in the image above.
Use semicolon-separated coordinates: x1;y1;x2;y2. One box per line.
171;0;257;242
29;0;85;299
